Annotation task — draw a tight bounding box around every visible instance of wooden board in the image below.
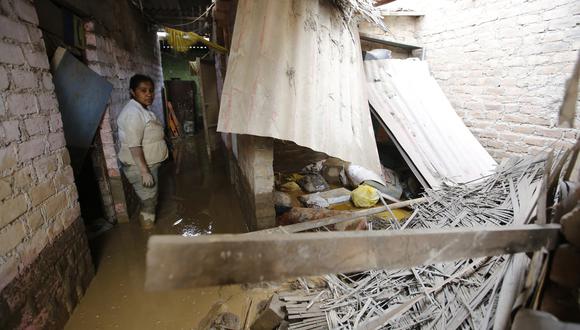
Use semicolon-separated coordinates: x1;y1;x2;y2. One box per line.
146;224;560;290
197;58;220;157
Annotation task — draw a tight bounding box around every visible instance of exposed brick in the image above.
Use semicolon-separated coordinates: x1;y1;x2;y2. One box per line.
53;166;74;190
0;177;11;200
41;72;54;91
43;191;67;220
24;116;49;136
0;221;26;256
0;66;9;90
11;69;37;89
511;125;536;134
26;210;44;232
524;136;554;147
0;42;25;65
0;145;17;172
0;255;19;294
66;186;78;205
60;203;80;228
0;96;5;116
0;15;29;42
48;132;66;151
58;148;71;167
0;219;93;329
13;165;34;189
37;92;58;112
18;137;45;161
0;194;27;228
7;93;38;115
12;0;38;24
22;45;49;69
34;155;58;180
48;113;63;132
30;180;54;206
19;227;48;268
2;120;20;143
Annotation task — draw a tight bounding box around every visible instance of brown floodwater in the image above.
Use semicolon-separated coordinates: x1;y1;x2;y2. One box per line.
65;137;274;329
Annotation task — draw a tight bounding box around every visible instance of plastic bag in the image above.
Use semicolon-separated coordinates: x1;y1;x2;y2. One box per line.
351;185;379;208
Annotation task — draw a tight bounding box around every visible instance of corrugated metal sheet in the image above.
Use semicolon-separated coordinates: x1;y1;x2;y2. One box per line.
218;0;382;175
365;59;497;188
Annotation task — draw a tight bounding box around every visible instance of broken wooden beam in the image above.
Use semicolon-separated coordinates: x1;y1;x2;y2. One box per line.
145;224;560;290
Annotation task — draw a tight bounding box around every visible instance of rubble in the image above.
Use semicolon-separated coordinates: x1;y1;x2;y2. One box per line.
279;181;301;192
298;188;351;207
300;194;330;209
297;174;330;193
274;191;292;208
250;294;285;330
277;155;555;329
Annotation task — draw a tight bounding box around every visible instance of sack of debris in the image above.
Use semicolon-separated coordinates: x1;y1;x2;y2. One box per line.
351;184;379;208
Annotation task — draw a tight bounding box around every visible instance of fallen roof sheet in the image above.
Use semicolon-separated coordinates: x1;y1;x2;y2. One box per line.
217;0;382;175
365;59;497;188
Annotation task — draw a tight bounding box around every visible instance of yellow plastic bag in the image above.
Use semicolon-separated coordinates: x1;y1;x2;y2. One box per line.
280;181;301;192
351;185;379;208
285;173;304;182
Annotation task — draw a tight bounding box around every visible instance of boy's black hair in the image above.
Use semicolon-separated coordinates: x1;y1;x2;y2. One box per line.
129;74;154;91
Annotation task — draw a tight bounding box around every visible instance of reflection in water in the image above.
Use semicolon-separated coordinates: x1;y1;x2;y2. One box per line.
155;137;248;236
179;219;213;237
65;135;255;330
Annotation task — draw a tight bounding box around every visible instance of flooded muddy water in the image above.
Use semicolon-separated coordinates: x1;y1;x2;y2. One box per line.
65;137;271;329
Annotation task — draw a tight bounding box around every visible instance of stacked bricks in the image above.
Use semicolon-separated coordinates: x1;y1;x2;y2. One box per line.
230;135;276;230
83;16;164;222
413;0;580;159
0;0;93;327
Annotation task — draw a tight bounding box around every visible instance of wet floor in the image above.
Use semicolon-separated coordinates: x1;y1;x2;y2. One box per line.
65;136;273;329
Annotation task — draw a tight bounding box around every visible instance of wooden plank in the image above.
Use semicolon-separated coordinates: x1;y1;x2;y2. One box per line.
196;58;212;158
253;197;426;234
359;32;422;50
145;224;560;290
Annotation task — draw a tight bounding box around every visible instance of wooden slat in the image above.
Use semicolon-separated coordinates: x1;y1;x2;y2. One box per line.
146;224;560;290
359;32;422;50
252;197;426;235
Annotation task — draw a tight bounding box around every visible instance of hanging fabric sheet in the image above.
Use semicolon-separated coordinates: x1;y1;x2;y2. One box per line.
217;0;382;175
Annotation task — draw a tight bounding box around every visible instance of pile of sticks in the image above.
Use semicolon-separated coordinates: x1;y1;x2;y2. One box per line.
281;155;558;329
329;0;387;31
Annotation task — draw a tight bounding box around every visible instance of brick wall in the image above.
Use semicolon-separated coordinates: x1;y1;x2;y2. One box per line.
228;134;275;230
414;0;580;159
83;6;164;222
0;0;93;327
362;0;580;159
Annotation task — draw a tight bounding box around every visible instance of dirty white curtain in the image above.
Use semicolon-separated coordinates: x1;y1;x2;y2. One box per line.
218;0;382;174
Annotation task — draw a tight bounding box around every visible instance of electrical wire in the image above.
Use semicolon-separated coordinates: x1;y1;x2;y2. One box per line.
128;0;214;32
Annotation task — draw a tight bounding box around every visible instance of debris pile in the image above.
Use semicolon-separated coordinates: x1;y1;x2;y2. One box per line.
274;155;553;329
274;155;416;229
329;0;387;31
